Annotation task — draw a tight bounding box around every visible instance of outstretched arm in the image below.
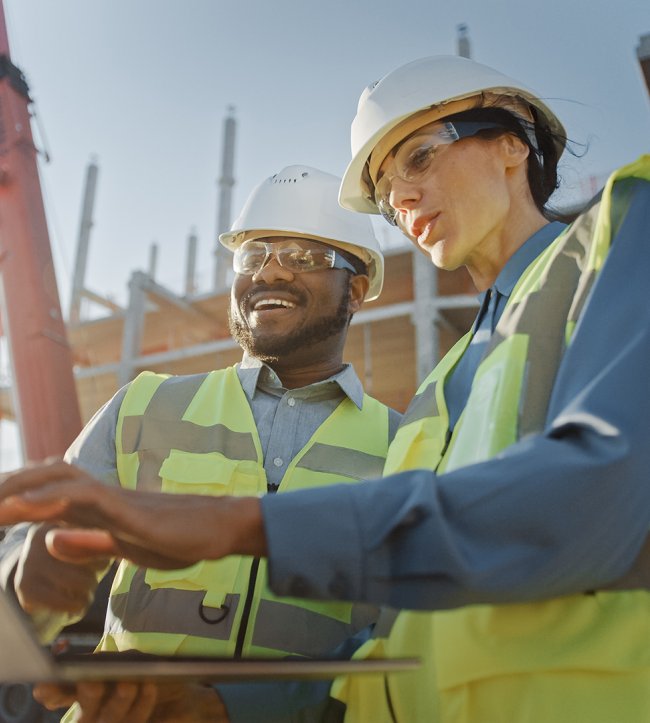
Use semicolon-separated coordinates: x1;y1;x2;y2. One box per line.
0;461;267;568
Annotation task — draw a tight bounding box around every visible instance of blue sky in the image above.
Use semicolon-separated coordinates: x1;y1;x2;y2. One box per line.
3;0;649;313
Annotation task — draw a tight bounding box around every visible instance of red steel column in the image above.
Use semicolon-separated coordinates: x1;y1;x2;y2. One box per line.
0;2;82;461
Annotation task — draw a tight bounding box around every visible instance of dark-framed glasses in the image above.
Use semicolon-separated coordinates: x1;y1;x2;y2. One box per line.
373;120;505;226
233;237;358;276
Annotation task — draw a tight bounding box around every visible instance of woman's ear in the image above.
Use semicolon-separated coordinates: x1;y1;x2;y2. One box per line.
500;133;530;169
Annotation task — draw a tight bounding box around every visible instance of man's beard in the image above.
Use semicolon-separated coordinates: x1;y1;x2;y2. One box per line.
228;282;351;362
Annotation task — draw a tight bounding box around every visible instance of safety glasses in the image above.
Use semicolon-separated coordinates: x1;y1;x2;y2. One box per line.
373;120;505;226
233;238;358;276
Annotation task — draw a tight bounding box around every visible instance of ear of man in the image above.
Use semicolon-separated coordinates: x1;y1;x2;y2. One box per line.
348;273;370;317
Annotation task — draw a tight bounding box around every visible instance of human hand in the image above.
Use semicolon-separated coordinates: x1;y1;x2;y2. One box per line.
33;680;156;723
33;681;230;722
150;682;230;722
14;522;108;616
0;461;266;569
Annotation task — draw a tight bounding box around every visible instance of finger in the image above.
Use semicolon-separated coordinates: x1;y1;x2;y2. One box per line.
0;494;70;524
0;480;123;531
0;460;79;499
32;682;77;710
93;681;139;723
75;681;107;723
23;481;134;532
52;527;198;570
128;682;158;722
46;528;119;562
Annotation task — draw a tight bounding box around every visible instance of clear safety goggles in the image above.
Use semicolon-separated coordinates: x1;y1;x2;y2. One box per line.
233;237;358;276
373;120;505;226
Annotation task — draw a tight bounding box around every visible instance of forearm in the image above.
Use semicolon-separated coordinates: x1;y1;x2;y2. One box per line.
220;496;268;559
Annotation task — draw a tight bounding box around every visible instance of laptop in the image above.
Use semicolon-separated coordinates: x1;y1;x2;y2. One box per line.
0;588;418;684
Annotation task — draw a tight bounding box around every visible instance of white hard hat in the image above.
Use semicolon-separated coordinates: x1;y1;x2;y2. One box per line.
220;165;384;300
339;55;566;214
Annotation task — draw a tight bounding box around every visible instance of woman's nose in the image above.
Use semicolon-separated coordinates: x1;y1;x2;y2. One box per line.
389;176;423;213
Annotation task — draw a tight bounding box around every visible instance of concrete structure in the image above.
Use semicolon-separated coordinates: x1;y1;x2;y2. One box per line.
457;24;471;59
637;33;650;98
213;107;237;291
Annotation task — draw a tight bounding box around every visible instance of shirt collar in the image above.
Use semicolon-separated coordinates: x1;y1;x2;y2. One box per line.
237;353;364;410
493;221;567;298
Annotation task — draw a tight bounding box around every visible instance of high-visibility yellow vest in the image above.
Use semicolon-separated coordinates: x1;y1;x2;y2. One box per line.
100;366;390;658
333;157;650;722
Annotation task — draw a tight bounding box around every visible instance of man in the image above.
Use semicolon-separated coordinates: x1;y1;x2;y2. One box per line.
2;57;650;722
0;165;399;721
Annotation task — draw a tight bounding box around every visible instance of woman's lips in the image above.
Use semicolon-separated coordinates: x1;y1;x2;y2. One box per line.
410;214;440;246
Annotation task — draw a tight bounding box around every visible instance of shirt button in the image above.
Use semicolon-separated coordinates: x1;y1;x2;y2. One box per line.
273;457;284;467
287;398;296;407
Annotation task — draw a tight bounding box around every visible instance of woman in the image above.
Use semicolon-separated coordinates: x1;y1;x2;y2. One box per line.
327;53;650;723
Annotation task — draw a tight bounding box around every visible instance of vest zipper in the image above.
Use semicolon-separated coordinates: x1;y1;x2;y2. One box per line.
384;675;399;723
234;483;278;657
436;428;453;470
234;557;260;658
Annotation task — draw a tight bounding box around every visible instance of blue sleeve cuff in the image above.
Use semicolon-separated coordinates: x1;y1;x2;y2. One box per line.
216;680;333;723
261;482;368;602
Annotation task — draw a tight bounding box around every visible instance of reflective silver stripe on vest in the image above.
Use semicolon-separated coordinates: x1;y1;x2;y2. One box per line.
489;219;590;438
296;443;385;481
120;374;258;491
568;179;640;328
399;382;439;427
122;416;259;459
372;607;400;639
107;568;240;640
251;599;379;657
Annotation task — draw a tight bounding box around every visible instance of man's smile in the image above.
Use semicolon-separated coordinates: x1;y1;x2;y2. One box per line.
251;297;297;311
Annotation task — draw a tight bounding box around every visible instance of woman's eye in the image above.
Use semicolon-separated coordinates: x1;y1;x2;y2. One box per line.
405;145;435;174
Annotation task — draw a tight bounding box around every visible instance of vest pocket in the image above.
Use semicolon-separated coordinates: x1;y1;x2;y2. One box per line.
144;559;242;608
158;449;242;495
145;450;261;603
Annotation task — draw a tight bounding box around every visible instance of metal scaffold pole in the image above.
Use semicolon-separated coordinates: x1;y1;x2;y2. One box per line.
0;0;81;462
213;107;237;291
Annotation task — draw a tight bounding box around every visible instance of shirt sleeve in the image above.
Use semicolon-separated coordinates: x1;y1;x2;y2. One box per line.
63;384;128;480
262;179;650;612
0;386;128;639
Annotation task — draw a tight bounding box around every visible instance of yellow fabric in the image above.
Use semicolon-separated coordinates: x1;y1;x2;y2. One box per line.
103;367;390;659
337;157;650;722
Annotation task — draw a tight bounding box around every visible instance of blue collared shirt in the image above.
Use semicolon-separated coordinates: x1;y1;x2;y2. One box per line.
237;355;366;489
445;222;566;428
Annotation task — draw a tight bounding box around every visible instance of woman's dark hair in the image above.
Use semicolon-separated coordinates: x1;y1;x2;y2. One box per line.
441;104;570;219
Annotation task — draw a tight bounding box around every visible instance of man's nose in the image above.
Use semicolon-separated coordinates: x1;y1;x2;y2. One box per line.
251;254;295;284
